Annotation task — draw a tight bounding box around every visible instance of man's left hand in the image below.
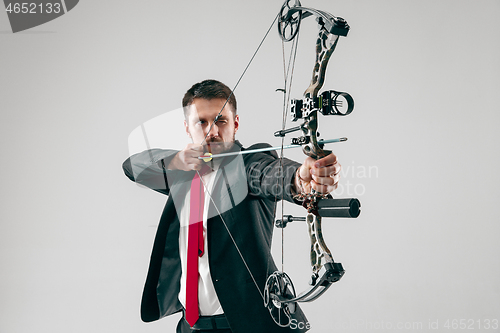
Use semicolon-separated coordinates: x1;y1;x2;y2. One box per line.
297;154;341;194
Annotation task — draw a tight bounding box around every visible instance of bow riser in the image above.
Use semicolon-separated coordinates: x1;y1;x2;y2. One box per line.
301;113;331;159
304;30;340;99
308;214;333;275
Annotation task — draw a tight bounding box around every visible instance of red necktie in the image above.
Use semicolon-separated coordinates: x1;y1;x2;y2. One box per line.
185;165;211;327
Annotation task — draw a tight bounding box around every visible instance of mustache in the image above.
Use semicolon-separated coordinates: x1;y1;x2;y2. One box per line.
204;140;233;154
206;138;223;144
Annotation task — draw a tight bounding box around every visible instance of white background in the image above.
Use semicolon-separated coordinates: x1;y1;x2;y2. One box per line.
1;1;499;332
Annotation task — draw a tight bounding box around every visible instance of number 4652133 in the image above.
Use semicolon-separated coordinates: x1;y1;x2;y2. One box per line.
5;3;61;14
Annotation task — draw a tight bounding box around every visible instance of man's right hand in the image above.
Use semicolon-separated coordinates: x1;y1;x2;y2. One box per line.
167;143;205;171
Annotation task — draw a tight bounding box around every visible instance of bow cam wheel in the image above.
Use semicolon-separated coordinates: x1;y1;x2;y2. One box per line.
264;271;297;327
278;0;302;42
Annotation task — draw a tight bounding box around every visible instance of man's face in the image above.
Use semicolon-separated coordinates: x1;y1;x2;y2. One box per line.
184;98;239;155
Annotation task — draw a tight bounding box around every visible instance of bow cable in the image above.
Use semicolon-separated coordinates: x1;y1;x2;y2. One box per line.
193;8;283;303
193;2;303;305
199;12;280;147
278;30;300;273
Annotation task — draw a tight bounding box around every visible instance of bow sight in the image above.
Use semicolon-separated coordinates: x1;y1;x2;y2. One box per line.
274;89;355;145
291;90;355;120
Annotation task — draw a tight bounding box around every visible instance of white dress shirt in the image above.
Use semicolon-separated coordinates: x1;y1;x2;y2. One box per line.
178;165;223;316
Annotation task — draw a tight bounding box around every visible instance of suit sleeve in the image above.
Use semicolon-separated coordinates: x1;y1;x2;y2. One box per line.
243;143;301;204
122;149;180;195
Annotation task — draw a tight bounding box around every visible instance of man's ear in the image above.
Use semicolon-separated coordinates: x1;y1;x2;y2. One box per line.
234;114;240;133
184;119;191;138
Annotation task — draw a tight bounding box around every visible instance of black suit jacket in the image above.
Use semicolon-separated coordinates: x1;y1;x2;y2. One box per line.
123;141;309;333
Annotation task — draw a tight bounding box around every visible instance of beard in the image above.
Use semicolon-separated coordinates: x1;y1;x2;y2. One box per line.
205;135;235;155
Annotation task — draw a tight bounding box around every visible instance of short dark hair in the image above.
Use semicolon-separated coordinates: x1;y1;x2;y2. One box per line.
182;79;237;117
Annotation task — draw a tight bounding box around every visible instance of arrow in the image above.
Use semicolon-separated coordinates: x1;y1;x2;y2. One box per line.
199;137;347;162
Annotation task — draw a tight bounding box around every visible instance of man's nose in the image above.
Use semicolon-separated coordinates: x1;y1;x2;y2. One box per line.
206;122;219;137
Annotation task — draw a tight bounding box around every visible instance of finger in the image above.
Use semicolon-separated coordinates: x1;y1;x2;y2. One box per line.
299;165;313;183
332;173;340;187
189;145;205;154
187;148;206;160
301;181;312;194
311;173;340;192
186;157;203;170
314;154;337;168
313;160;341;176
187;152;202;161
333;162;341;176
311;174;335;186
311;157;338;177
310;180;335;194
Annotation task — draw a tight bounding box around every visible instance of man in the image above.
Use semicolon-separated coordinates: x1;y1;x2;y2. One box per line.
123;80;341;333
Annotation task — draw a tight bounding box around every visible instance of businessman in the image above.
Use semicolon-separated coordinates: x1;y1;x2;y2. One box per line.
123;79;341;332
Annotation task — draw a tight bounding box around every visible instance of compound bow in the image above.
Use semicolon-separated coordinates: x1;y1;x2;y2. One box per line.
199;0;361;328
261;0;360;327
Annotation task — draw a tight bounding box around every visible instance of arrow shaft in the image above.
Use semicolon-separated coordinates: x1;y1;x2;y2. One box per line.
199;137;346;160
